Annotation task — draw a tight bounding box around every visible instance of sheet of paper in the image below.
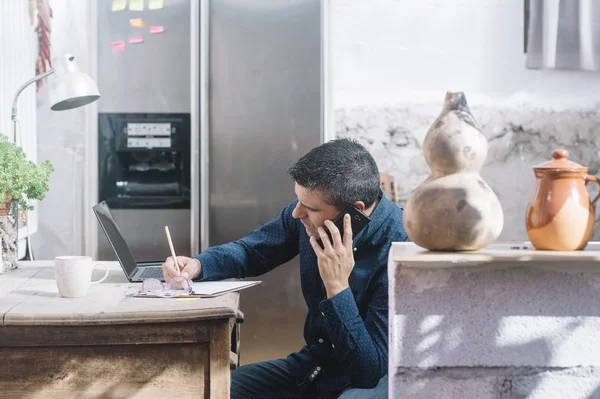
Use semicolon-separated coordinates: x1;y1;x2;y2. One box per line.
112;0;127;11
129;36;144;44
149;25;164;34
111;40;126;53
149;0;164;10
129;0;144;11
130;18;147;28
191;280;261;296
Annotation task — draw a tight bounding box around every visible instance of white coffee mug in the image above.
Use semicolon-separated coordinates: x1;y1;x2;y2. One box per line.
54;256;110;298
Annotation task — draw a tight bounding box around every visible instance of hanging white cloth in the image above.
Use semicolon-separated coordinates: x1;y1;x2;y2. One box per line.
526;0;600;71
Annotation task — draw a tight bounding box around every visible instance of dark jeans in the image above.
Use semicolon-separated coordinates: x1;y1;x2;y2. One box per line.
230;359;388;399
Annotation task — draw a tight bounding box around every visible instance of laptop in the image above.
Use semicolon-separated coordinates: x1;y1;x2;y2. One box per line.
93;201;165;282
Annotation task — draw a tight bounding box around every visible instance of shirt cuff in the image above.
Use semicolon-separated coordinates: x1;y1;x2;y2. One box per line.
318;287;359;330
194;252;219;281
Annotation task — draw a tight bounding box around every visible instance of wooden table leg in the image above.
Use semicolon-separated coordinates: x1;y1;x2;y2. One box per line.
210;319;231;398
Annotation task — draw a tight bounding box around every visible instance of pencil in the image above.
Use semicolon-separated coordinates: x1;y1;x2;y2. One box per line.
165;226;181;276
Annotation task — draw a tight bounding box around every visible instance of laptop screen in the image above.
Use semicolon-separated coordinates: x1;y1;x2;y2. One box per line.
93;201;138;275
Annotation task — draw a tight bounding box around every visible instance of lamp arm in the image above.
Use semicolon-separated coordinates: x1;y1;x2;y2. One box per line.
11;68;55;143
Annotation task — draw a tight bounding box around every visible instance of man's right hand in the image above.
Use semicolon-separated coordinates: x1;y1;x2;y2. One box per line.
162;256;202;283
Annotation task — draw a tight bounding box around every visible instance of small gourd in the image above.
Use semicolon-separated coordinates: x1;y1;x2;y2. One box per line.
403;91;503;251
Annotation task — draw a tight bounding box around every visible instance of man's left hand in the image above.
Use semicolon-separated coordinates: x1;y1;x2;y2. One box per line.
310;213;355;298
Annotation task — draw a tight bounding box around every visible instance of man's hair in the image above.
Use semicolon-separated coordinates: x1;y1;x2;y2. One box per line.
288;138;381;209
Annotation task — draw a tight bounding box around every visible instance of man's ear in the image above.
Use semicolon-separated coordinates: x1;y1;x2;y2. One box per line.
351;201;366;212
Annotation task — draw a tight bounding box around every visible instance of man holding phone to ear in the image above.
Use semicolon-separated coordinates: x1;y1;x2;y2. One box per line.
162;138;409;399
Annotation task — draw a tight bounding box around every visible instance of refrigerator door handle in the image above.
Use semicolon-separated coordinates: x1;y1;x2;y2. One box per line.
190;0;210;255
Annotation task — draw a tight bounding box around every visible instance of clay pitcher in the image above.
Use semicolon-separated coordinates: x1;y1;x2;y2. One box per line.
526;149;600;250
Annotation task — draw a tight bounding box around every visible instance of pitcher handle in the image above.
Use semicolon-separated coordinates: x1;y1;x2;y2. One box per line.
91;262;110;285
584;174;600;206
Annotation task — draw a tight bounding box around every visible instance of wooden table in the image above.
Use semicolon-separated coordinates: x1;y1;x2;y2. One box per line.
0;261;239;399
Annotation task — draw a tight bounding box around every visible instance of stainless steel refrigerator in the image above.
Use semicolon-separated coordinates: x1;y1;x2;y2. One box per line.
96;0;193;262
96;0;324;365
196;0;324;364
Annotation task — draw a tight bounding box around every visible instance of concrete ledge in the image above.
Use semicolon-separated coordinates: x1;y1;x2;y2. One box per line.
389;242;600;398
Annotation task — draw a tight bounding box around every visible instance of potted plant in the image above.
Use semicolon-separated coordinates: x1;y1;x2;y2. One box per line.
0;133;53;272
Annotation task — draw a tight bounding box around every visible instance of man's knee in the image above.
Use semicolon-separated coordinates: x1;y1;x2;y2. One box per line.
230;359;298;399
230;365;253;398
337;374;388;399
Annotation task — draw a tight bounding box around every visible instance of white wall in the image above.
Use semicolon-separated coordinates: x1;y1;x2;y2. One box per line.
0;2;37;143
332;0;600;243
0;1;95;260
0;0;39;258
332;0;600;110
34;1;95;259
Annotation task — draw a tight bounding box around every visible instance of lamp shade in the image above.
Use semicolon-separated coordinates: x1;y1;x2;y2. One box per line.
49;54;100;111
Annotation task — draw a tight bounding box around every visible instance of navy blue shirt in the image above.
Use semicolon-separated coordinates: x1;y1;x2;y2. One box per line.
195;191;409;393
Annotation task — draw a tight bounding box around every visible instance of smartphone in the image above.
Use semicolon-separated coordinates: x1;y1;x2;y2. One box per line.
317;204;371;249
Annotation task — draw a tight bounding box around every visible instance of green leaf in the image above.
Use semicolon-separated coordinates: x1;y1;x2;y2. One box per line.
0;133;54;211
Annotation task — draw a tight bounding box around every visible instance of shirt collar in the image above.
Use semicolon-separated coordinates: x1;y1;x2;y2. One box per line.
353;189;395;246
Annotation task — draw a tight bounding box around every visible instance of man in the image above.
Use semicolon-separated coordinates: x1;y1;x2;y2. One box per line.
162;138;409;398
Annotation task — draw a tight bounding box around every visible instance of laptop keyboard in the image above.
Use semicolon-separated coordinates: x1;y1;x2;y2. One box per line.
137;267;164;279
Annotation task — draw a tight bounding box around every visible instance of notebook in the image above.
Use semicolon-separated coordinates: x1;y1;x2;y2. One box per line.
191;280;261;297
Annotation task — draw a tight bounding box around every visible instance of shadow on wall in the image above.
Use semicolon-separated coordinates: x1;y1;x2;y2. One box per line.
397;316;583;398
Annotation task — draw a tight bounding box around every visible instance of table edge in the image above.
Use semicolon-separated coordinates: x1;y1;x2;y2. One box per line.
2;306;238;326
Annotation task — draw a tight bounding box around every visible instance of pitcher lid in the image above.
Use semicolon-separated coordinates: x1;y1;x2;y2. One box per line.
533;149;587;172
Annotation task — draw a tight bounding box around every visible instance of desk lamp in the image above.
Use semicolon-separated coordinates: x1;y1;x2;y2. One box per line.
11;53;100;144
8;53;100;261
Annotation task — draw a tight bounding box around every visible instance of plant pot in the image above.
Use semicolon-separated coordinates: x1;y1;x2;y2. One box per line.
0;200;18;272
0;193;12;216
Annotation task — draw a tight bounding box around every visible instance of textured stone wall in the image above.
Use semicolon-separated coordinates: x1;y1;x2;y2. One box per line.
336;104;600;242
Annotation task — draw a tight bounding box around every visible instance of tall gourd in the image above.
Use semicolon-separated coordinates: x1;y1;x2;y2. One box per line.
403;92;503;251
